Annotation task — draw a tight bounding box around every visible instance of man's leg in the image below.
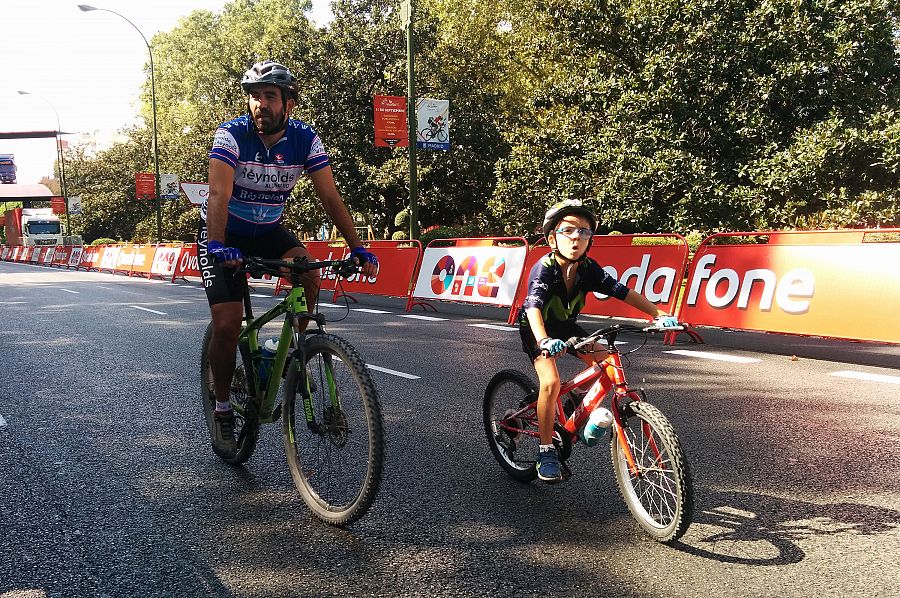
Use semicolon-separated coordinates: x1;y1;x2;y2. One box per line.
282;246;320;330
209;300;244;408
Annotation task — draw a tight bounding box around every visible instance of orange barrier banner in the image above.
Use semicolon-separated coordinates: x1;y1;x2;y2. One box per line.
678;230;900;343
1;246;9;261
509;234;689;324
51;246;69;267
68;246;83;268
98;245;121;272
410;238;529;311
126;244;158;277
79;246;103;271
172;243;201;281
275;240;422;299
151;245;182;279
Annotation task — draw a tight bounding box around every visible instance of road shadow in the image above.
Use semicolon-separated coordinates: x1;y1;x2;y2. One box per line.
672;489;900;565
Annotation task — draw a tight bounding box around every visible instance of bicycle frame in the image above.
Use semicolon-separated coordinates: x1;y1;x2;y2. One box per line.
499;344;647;476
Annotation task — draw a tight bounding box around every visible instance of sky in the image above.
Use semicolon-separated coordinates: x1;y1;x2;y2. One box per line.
0;0;335;186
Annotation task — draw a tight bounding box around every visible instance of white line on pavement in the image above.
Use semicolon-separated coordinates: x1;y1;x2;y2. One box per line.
317;302;342;308
469;323;518;331
366;364;421;379
399;314;448;321
664;349;761;364
59;288;79;294
250;293;273;298
129;306;167;315
353;308;392;314
830;370;900;385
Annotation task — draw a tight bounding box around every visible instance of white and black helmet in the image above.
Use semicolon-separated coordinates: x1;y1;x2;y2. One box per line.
541;199;598;237
241;60;299;101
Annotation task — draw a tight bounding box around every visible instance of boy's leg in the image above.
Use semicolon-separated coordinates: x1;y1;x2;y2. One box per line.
534;355;561;445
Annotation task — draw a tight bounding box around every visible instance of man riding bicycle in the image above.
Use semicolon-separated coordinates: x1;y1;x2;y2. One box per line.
199;59;378;458
519;200;679;483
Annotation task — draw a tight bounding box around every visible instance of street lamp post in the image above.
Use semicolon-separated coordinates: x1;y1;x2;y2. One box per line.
17;90;70;235
78;3;162;243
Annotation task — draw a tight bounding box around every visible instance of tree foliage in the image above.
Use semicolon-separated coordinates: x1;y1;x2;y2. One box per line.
62;0;899;243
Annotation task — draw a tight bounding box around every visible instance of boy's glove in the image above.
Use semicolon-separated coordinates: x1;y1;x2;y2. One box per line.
350;246;379;268
538;337;566;356
653;314;680;328
208;240;242;263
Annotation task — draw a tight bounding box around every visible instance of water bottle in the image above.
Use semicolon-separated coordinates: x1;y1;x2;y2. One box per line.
579;406;613;446
258;338;278;387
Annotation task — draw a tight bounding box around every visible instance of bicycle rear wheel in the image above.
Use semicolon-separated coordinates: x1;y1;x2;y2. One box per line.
483;369;540;482
610;401;694;543
200;322;260;464
282;333;384;525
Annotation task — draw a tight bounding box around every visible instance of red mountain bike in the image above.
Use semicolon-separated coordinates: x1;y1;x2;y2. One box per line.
483;323;694;543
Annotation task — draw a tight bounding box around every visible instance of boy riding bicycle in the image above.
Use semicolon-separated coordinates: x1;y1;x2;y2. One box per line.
518;199;680;483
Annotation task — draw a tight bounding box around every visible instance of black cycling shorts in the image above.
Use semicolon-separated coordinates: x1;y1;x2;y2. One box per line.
519;319;588;361
197;218;303;306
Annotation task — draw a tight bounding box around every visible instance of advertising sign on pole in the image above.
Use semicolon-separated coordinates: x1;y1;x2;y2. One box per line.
180;182;208;206
135;172;155;199
160;174;180;200
51;196;66;215
374;95;409;148
68;196;82;215
415;98;450;150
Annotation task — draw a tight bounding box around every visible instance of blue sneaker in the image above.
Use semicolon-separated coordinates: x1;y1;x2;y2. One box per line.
536;447;563;483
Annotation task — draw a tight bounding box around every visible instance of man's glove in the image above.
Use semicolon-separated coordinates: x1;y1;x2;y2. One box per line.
208;240;242;263
538;337;566;356
653;314;680;328
350;246;379;268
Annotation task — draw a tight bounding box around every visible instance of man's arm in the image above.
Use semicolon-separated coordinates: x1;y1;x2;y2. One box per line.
207;158;235;244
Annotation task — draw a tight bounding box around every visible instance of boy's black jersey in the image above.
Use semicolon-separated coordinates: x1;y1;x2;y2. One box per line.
518;253;629;326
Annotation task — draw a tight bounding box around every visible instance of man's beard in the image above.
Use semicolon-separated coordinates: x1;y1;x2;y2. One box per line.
255;109;285;135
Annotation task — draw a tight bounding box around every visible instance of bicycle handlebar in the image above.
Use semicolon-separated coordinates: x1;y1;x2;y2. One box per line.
237;256;361;280
566;323;685;351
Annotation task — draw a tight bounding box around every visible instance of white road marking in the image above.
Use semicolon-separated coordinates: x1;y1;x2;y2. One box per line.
59;288;79;294
830;370;900;385
664;349;761;364
399;314;448;321
366;364;421;379
0;412;6;428
317;302;342;308
469;324;518;331
353;308;392;314
250;293;272;298
129;306;167;315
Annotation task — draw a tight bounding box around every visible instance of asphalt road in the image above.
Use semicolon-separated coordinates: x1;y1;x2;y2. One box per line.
1;261;898;598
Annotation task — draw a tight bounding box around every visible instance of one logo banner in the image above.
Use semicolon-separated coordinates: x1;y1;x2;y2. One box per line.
413;243;527;306
415;98;450;150
374;95;409;148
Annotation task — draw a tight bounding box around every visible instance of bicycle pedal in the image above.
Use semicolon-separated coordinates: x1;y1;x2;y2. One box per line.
560;462;573;481
271;404;282;421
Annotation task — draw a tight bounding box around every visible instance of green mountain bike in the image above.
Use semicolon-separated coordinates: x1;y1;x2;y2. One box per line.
200;256;384;525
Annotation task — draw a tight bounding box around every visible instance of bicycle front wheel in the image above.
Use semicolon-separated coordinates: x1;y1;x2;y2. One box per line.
610;401;694;543
282;333;384;525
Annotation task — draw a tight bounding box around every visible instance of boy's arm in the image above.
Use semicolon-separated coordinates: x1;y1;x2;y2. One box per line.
623;289;670;319
526;308;552;343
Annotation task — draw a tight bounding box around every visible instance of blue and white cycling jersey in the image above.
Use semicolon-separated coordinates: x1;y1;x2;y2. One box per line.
201;115;330;236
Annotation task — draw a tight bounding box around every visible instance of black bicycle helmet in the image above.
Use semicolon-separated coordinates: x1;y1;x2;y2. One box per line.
541;199;598;237
241;60;299;101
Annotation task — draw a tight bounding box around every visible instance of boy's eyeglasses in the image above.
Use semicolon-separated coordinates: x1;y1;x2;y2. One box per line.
555;226;594;240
